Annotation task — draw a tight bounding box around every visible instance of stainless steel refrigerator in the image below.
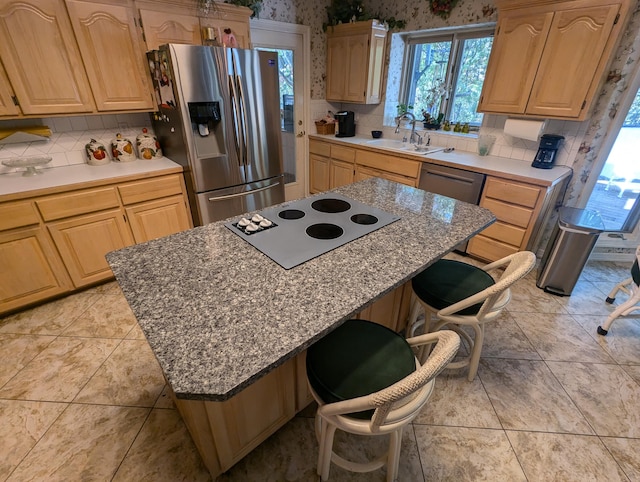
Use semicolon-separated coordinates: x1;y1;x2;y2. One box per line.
148;44;285;225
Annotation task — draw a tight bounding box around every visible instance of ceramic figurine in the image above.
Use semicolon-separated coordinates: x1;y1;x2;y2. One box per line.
136;128;162;159
85;139;110;166
111;133;136;162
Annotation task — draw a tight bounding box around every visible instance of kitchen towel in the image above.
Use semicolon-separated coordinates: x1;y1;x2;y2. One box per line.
504;118;545;142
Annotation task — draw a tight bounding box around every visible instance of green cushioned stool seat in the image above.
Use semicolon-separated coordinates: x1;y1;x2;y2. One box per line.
306;319;416;419
412;259;495;316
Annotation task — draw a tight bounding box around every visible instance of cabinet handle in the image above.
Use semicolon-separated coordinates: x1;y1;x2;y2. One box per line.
11;95;19;106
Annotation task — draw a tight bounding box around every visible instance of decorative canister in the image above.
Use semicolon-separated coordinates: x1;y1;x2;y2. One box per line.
111;133;136;162
85;139;110;166
136;128;162;159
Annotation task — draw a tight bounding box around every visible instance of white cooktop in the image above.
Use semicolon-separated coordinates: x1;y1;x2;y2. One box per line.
225;193;400;269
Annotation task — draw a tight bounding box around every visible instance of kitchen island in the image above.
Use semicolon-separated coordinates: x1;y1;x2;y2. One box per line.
106;178;496;477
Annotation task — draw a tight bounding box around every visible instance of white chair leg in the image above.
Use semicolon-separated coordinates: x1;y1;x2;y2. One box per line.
318;421;337;481
407;292;423;337
605;278;631;302
466;323;484;381
600;290;640;333
386;427;403;482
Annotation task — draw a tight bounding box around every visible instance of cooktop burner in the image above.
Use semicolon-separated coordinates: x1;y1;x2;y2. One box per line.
311;198;351;213
225;193;400;269
306;223;343;240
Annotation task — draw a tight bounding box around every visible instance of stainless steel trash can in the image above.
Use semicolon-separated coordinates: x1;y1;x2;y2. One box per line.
536;207;605;296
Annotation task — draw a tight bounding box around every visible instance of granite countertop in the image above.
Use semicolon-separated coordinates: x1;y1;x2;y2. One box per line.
0;157;183;199
309;134;572;188
106;178;496;401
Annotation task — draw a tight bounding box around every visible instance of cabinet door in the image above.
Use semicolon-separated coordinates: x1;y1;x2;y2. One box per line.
0;226;71;313
48;210;134;287
309;154;330;193
139;9;201;51
66;1;154;111
527;4;620;118
478;10;553;114
365;29;386;104
343;33;368;103
125;195;191;243
330;159;354;189
174;358;296;475
0;0;95;114
326;35;347;102
357;286;404;332
201;18;250;49
0;64;20;117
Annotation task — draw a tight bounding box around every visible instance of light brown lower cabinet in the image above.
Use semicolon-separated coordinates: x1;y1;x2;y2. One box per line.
309;138;421;192
330;158;356;189
173;358;297;477
0;171;192;314
356;282;411;333
47;210;134;287
467;175;558;262
0;225;71;312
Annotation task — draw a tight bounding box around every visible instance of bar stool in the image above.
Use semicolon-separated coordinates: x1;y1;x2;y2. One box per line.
306;318;460;481
598;245;640;335
407;251;536;381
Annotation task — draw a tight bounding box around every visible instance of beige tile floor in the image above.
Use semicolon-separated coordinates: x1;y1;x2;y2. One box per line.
2;258;640;481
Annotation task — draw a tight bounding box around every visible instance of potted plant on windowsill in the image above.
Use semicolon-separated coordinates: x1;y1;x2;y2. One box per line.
421;80;447;129
422;111;444;130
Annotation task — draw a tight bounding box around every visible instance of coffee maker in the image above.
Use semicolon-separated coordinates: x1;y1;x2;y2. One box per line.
335;111;356;138
532;134;564;169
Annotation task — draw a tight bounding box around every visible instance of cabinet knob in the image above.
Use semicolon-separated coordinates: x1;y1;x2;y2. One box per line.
297;131;305;137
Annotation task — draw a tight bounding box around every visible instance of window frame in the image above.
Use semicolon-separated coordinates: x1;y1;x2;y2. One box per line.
399;24;495;126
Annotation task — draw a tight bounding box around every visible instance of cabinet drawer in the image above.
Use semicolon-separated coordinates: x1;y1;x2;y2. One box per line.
37;187;120;221
330;145;356;163
309;140;331;157
484;177;541;208
480;221;526;247
356;166;416;187
468;234;519;262
119;174;184;205
481;198;533;229
0;201;39;230
355;151;420;178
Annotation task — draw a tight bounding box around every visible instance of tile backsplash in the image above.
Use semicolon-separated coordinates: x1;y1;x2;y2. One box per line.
0;113;153;175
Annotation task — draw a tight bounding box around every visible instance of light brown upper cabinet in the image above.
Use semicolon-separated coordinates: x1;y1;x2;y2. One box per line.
199;3;252;49
326;20;387;104
66;0;154;111
138;7;202;51
0;0;95;115
478;0;631;120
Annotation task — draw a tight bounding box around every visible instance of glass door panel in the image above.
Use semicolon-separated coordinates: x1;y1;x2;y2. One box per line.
585;88;640;232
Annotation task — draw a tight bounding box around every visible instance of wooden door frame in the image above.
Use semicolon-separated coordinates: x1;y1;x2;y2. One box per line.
250;18;311;199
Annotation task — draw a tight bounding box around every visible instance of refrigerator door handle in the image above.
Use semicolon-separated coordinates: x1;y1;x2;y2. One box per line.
235;74;249;166
228;75;244;167
208;181;281;202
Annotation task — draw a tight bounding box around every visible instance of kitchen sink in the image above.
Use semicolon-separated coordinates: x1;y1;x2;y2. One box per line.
365;139;409;149
364;139;447;154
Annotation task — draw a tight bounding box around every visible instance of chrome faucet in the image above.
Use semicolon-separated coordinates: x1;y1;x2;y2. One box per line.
394;113;416;142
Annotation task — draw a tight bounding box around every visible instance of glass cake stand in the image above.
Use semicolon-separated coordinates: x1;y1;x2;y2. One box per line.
2;156;52;176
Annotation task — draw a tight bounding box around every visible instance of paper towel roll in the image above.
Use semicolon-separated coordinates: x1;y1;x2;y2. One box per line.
504;118;546;141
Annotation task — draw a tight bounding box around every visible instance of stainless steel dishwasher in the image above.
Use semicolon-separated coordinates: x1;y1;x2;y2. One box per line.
418;163;486;253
